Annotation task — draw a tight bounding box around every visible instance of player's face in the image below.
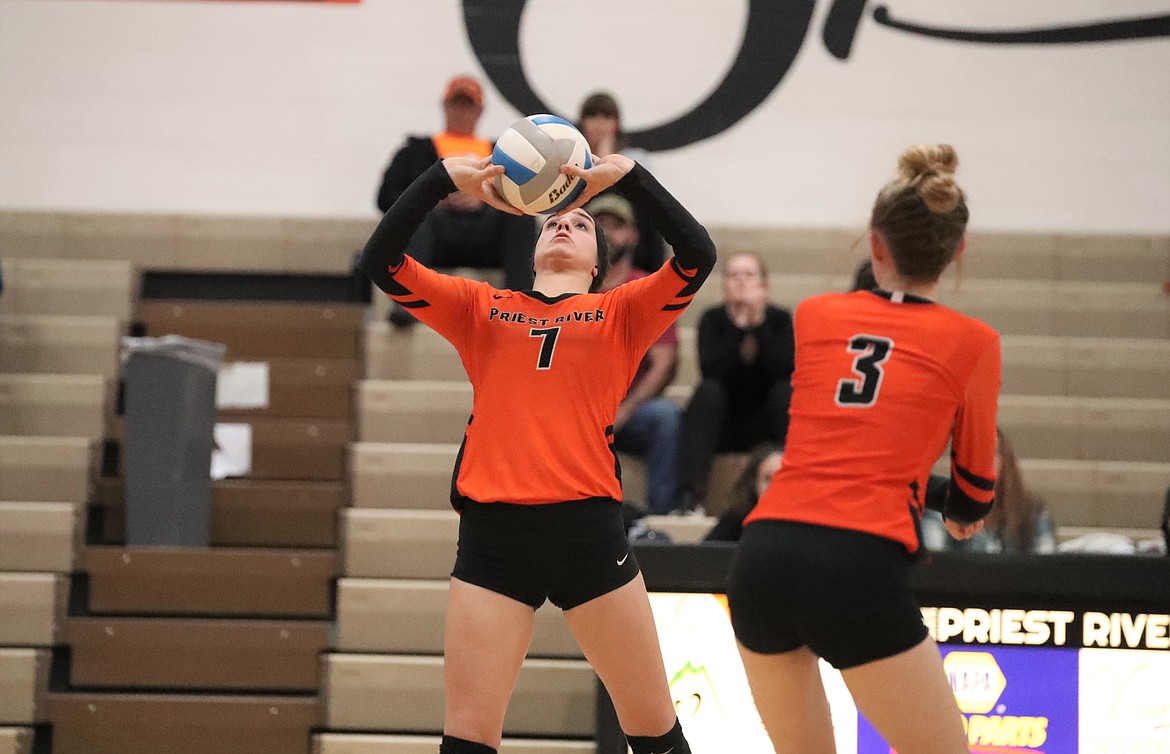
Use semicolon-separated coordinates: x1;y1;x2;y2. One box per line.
534;210;598;275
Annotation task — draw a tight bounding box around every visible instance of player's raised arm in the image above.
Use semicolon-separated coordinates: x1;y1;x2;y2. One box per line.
359;157;514;294
561;156;716;281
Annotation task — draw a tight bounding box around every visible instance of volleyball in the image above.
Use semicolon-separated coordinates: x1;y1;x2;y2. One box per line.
492;114;592;215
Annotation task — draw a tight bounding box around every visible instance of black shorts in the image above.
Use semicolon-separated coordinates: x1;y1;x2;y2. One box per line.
727;519;927;670
451;498;640;610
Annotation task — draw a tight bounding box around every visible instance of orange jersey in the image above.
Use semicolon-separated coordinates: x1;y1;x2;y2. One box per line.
746;290;1001;552
385;255;702;506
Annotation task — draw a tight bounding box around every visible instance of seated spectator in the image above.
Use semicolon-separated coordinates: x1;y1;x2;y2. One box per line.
921;428;1056;554
677;252;794;511
591;194;683;515
376;75;535;324
577;92;666;273
704;443;784;542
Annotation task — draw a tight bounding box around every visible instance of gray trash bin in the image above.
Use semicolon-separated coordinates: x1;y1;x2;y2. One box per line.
121;335;227;547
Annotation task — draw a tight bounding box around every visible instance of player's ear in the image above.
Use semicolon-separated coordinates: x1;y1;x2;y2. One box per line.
869;231;890;264
954;235;968;261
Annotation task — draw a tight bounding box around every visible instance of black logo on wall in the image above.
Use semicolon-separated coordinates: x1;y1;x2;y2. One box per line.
462;1;1170;152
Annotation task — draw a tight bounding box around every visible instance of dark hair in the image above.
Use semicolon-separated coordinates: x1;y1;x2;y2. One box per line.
851;258;877;292
870;144;969;281
577;91;627;153
726;442;785;516
588;214;610;293
985;428;1050;551
579;91;620;121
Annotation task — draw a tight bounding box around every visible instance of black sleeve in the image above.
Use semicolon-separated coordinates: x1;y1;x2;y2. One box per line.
376;137;439;213
359;161;456;294
753;306;796;381
698;307;742;380
923;474;951;514
614;163;716;281
924;473;996;524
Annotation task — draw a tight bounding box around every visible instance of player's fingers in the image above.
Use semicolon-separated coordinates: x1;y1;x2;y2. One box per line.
480;179;523;215
560;164;590;180
474;164;505;181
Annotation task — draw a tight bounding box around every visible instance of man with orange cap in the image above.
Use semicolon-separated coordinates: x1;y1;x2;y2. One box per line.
376;75;535;324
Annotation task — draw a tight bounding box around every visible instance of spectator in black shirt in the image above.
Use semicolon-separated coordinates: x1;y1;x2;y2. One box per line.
677;252;795;510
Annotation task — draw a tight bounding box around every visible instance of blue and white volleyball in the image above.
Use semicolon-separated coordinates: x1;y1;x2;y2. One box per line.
492;114;592;215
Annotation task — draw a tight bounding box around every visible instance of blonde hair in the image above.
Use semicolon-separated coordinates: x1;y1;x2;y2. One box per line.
870;144;968;280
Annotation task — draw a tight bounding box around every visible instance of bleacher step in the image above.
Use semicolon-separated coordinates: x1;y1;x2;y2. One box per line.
83;547;337;618
46;691;319;754
66;616;328;691
322;654;594;737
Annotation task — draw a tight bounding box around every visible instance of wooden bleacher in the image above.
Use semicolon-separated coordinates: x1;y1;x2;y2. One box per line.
322;655;595;737
0;253;366;753
0;727;33;754
2;216;1167;751
336;579;580;658
47;693;320;754
0;256;121;754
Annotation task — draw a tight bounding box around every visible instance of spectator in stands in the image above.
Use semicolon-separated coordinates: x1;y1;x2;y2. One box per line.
921;428;1056;553
376;75;534;324
578;92;666;274
677;252;795;512
704;442;784;542
591;193;685;516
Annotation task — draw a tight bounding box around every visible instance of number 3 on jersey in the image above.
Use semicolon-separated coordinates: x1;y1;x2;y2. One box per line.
529;326;561;370
836;335;894;407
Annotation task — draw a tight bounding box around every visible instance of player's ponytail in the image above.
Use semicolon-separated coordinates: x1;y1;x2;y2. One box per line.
871;144;969;280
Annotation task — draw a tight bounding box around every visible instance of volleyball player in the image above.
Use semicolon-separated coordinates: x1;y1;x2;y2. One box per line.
359;151;715;754
727;144;999;754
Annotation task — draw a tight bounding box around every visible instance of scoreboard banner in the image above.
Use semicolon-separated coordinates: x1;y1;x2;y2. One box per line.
600;548;1170;754
644;593;1170;754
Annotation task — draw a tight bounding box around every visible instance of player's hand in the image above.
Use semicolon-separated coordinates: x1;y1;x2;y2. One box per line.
944;518;985;541
555;153;636;214
442;156;522;215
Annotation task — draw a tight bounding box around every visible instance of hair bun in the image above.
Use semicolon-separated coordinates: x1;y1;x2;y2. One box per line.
897;144;962;213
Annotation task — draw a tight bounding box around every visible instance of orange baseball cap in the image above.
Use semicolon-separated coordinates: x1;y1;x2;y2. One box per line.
443;75;484;107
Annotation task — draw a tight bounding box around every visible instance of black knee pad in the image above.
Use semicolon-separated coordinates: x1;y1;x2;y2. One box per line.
439;735;496;754
626;718;691;754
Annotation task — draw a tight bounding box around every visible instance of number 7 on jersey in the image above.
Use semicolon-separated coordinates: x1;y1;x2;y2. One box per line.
529;326;561;370
836;335;894;407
